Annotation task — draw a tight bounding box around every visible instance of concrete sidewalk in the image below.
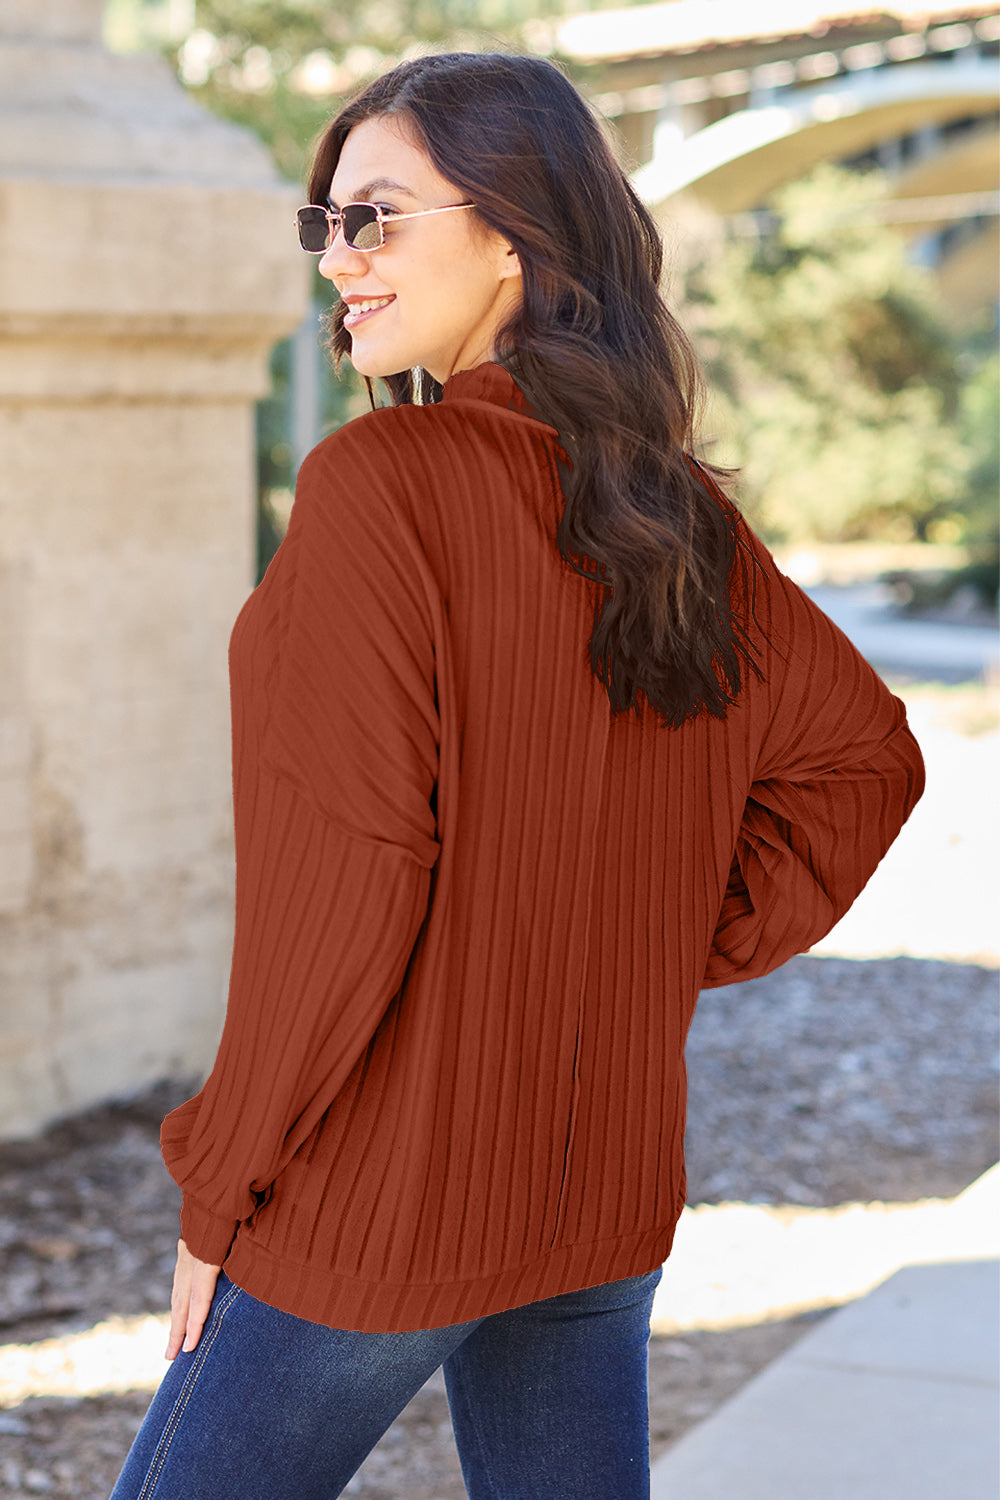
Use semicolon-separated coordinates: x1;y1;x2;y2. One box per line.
650;1253;999;1499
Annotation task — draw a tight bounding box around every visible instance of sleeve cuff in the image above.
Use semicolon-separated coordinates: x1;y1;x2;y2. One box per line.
179;1192;240;1267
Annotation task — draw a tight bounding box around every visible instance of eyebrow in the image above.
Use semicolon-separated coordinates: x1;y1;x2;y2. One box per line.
328;177;418;208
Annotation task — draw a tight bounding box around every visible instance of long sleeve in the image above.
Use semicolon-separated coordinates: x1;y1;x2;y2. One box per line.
703;555;924;987
147;364;931;1334
161;430;441;1265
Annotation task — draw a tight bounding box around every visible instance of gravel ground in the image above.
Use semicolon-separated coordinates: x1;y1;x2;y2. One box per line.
684;954;997;1208
0;949;995;1499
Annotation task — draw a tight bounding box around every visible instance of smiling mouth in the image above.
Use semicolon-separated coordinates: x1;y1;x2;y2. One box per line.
343;297;395;329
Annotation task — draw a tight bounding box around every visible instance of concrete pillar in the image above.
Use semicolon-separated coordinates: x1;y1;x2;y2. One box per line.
0;0;310;1136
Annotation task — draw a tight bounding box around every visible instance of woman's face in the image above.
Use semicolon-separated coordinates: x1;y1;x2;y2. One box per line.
320;114;523;385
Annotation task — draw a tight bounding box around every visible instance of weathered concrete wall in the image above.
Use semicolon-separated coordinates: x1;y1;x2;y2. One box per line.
0;0;310;1136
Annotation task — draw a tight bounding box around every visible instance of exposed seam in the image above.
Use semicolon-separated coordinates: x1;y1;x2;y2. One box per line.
548;1022;582;1251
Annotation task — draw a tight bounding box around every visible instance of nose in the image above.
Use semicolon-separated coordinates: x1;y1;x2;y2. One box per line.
317;229;369;283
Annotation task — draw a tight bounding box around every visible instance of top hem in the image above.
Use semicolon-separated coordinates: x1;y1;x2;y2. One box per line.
221;1220;680;1333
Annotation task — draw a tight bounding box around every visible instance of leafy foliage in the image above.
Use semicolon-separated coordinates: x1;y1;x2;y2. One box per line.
170;0;586;186
956;342;1000;557
685;166;989;550
111;9;995;570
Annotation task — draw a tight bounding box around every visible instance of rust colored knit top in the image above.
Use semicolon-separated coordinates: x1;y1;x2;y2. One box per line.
161;361;924;1332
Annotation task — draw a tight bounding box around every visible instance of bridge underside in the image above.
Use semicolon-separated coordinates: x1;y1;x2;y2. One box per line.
634;65;998;212
633;63;999;313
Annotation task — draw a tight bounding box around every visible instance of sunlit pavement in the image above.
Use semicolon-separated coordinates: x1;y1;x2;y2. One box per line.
650;1249;998;1500
804;583;998;965
0;1314;170;1406
650;1165;999;1336
810;684;998;965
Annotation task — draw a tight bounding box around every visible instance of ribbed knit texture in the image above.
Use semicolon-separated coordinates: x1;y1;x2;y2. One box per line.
160;361;924;1332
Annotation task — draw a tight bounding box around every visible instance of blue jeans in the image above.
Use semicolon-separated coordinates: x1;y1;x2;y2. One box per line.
109;1264;663;1499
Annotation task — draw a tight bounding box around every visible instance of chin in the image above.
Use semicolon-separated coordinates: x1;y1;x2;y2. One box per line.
348;341;413;382
348;332;453;384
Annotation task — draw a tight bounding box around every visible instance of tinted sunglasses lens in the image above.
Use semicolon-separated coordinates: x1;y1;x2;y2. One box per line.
343;205;383;251
297;207;330;253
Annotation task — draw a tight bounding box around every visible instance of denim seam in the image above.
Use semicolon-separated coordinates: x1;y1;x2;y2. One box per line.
136;1282;244;1499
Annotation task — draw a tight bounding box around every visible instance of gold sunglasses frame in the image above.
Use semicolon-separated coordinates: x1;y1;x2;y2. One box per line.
295;200;475;253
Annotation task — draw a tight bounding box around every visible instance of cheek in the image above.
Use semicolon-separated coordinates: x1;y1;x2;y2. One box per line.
403;238;496;311
393;275;468;336
433;263;500;322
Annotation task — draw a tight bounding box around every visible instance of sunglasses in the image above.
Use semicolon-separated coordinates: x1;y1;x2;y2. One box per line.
295;200;475;253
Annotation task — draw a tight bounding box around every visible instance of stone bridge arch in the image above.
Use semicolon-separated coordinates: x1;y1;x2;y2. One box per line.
632;58;999;212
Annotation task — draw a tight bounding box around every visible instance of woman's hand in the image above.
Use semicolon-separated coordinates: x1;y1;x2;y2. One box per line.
165;1238;223;1360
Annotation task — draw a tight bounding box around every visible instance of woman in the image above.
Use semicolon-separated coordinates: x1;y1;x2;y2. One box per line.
111;50;924;1500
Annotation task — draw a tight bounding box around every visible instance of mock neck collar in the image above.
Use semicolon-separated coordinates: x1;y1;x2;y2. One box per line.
440;360;538;419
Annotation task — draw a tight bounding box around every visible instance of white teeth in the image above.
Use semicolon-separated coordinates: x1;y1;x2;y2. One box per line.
351;298;392;314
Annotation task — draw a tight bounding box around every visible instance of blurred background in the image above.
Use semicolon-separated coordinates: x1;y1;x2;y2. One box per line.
130;0;1000;590
0;2;996;1496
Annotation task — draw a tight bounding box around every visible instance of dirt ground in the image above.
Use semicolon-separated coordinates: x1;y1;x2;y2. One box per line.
1;948;996;1499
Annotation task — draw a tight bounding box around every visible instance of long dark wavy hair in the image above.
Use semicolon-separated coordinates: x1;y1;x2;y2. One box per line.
307;51;761;727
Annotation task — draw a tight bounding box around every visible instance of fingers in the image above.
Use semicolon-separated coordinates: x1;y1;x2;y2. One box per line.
165;1239;223;1361
165;1238;192;1361
182;1254;222;1354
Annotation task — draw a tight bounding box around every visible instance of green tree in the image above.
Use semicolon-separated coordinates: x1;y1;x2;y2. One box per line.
685;166;980;550
953;343;1000;600
172;0;589;186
